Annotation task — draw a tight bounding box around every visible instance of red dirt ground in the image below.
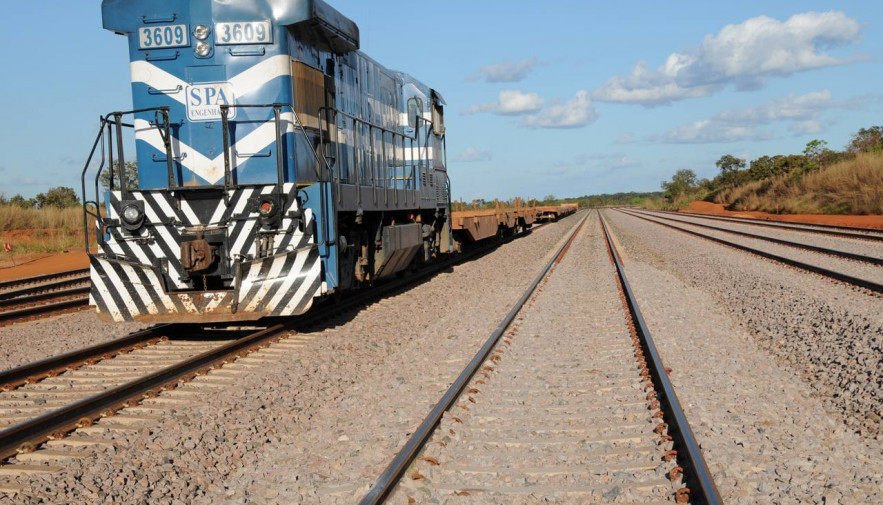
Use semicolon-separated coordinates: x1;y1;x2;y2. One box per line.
0;252;89;282
680;201;883;230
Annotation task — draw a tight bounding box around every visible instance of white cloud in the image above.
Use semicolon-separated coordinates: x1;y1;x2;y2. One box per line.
714;90;862;125
522;91;598;129
663;121;773;144
592;11;862;106
469;57;541;83
790;120;824;135
454;147;492;163
464;90;545;116
660;90;865;143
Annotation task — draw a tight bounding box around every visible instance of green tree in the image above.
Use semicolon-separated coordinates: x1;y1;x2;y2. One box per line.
848;126;883;154
8;194;35;208
661;169;698;201
803;139;834;171
35;187;79;209
715;154;746;187
99;161;139;190
746;155;810;181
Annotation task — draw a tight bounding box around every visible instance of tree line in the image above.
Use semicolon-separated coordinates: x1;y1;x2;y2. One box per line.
0;162;139;210
661;126;883;203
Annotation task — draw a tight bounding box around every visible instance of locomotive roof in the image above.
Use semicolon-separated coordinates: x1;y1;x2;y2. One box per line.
102;0;359;52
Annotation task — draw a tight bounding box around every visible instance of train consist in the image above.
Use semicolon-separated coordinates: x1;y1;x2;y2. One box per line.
82;0;577;323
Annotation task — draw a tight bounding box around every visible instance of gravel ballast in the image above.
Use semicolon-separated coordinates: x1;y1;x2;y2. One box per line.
605;209;882;440
636;210;883;261
3;215;584;504
391;213;679;504
622;211;883;286
0;311;147;371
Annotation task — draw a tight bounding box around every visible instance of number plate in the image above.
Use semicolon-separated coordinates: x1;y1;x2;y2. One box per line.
215;21;272;45
138;24;189;50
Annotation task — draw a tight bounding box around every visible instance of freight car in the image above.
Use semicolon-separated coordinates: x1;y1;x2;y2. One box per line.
82;0;557;324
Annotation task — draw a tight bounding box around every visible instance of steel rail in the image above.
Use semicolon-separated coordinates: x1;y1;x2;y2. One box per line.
599;211;723;505
0;269;90;292
627;210;883;266
0;287;91;310
0;324;288;461
358;212;589;505
0;297;90;326
618;209;883;294
0;214;569;462
0;275;90;301
649;209;883;242
0;325;175;392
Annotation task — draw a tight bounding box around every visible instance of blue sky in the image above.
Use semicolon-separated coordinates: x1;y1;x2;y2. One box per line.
1;1;881;201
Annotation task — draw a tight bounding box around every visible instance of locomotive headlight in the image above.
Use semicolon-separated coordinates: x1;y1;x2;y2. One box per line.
195;41;211;57
194;25;209;40
259;200;276;217
121;204;142;225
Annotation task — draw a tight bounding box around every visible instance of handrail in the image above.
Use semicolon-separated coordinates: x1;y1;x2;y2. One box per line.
318;106;435;207
219;103;337;250
80;107;173;253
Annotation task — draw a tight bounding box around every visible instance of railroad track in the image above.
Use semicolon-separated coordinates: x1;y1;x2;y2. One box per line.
650;209;883;242
0;269;91;326
628;209;883;267
0;216;565;493
359;211;720;504
617;209;883;295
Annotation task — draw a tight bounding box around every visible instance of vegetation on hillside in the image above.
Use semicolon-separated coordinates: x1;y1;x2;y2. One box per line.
717;153;883;214
653;126;883;214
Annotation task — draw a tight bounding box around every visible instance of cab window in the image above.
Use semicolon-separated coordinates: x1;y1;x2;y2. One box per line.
407;97;423;128
432;102;445;135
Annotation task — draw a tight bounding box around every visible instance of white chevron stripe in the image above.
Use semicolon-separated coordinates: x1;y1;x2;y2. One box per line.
203;293;229;312
228;55;292;97
177;198;200;226
265;247;312;311
278;259;321;315
91;264;123;320
130;55;291;105
130;61;187;104
120;263;159;315
134;111;297;184
143;268;178;312
101;260;141;317
208;191;235;225
243;253;289;312
130;192;189;289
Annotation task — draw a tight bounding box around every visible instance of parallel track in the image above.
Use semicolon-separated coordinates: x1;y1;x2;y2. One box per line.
359;211;721;504
0;219;559;464
628;210;883;267
0;269;92;326
0;269;89;292
618;209;883;295
651;210;883;242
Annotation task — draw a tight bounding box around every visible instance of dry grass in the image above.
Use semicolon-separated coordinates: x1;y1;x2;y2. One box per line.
715;153;883;215
0;205;95;254
0;205;83;232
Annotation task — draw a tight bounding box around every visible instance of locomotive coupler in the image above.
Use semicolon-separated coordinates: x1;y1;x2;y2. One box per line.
180;231;217;273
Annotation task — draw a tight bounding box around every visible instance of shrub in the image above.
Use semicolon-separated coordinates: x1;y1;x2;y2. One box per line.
715;153;883;214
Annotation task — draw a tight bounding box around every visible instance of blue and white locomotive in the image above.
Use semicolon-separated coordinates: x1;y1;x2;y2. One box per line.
84;0;451;322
